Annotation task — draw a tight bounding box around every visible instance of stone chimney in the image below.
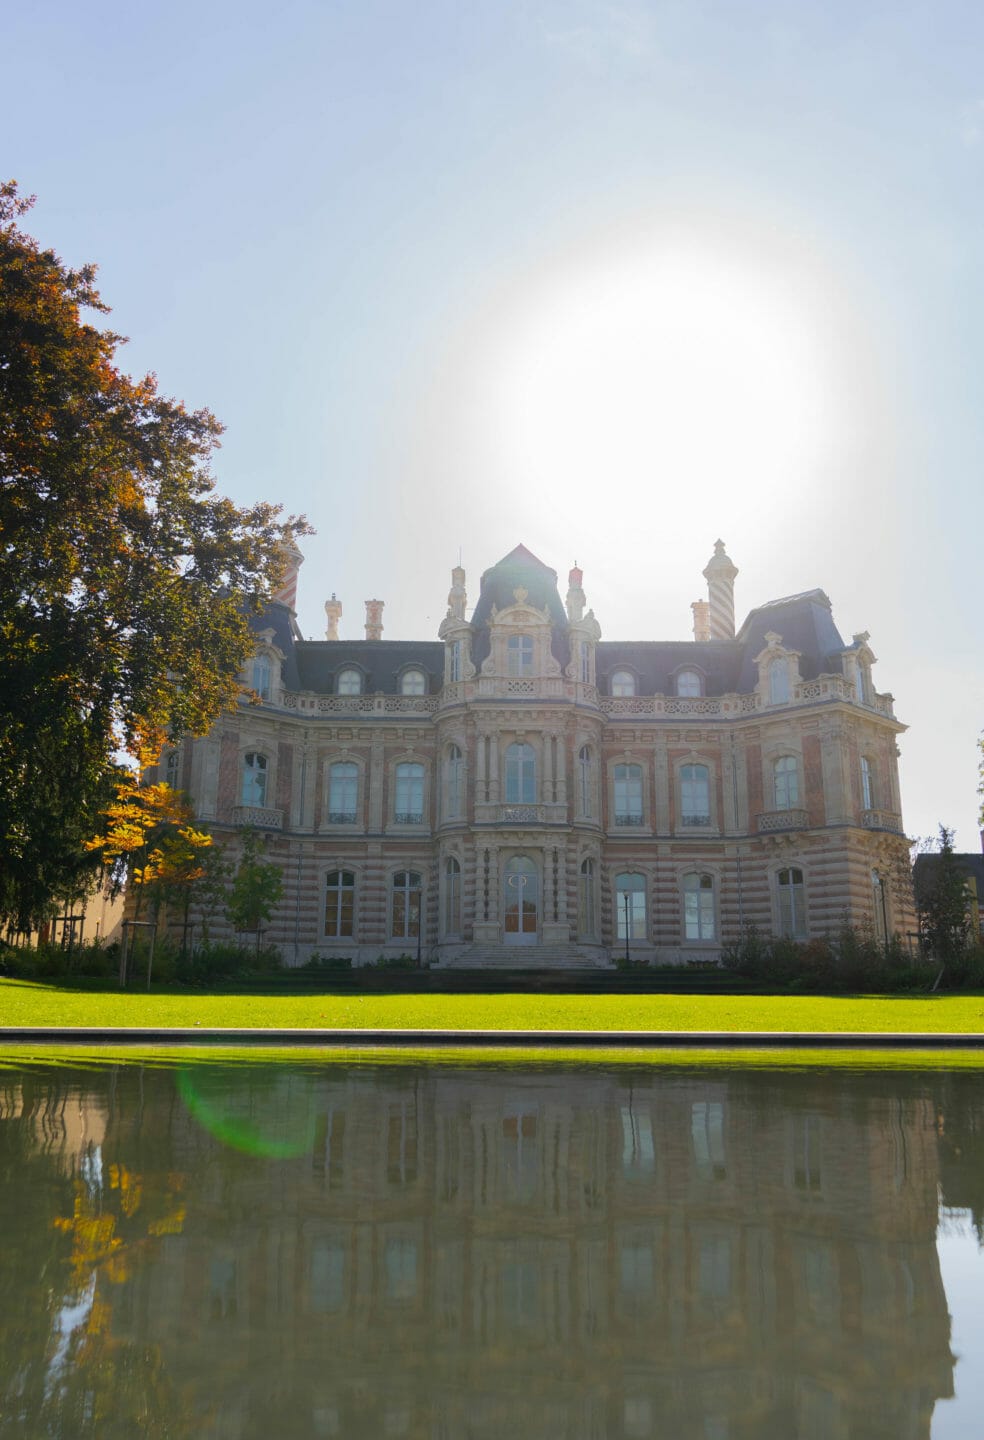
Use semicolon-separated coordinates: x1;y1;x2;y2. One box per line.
364;599;384;641
447;565;467;620
324;593;342;640
270;538;304;613
691;599;711;643
702;540;739;640
566;563;585;622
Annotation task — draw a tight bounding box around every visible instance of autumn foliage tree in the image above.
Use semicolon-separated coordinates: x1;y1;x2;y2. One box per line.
0;182;309;928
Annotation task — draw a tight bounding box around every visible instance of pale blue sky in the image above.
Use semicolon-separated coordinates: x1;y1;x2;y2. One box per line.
6;0;983;846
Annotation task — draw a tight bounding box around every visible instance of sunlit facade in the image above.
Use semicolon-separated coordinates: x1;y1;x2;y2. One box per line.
164;541;913;966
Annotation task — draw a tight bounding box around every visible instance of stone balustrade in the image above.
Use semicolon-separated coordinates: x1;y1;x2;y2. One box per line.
231;805;284;830
860;808;904;833
757;808;810;832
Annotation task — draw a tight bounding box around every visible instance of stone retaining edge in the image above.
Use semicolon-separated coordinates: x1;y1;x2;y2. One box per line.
1;1027;984;1048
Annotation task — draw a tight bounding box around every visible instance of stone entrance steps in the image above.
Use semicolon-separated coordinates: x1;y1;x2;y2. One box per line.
439;944;610;970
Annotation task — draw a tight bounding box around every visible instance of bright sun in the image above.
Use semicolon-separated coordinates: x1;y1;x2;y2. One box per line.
487;232;840;523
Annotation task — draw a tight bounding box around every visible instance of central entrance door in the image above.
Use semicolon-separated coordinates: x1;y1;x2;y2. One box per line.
503;855;538;945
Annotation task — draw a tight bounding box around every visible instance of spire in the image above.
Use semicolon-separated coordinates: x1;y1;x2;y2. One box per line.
566;563;585;622
702;540;739;640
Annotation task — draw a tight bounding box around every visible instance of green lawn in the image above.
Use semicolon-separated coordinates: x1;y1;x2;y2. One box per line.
3;978;984;1033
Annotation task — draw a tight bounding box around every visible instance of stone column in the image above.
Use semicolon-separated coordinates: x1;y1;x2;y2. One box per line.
369;738;385;830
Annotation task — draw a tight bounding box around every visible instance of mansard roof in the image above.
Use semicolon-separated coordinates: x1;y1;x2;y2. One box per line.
470;542;570;671
293;639;444;694
735;588;846;688
597;640;741;696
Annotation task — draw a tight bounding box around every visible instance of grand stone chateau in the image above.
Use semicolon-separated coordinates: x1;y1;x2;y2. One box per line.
163;541;912;965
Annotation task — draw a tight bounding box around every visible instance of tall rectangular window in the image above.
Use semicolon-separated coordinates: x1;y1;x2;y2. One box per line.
395;763;424;823
328;762;358;823
505;743;536;804
681;764;710;826
325;871;355;938
614;764;643;825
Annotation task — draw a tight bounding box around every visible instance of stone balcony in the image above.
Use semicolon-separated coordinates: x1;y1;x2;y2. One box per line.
231;805;284;830
860;808;904;833
474;802;569;827
756;808;810;832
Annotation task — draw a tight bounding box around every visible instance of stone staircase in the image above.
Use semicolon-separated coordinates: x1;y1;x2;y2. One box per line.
438;944;611;970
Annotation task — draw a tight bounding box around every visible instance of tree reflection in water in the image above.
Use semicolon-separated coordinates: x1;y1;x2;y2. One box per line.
1;1061;977;1438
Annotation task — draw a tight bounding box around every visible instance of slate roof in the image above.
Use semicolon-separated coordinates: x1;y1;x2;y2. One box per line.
469;544;571;672
254;558;853;699
293;639;445;695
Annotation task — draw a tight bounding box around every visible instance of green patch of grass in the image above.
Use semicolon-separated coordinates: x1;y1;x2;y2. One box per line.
3;977;984;1034
1;1042;983;1073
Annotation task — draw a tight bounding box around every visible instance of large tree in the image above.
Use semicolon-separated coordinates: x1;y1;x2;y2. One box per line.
0;182;308;929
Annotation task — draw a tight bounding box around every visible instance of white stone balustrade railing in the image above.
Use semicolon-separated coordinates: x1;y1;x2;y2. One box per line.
271;676;893;719
757;808;810;832
231;805;284;830
860;809;904;833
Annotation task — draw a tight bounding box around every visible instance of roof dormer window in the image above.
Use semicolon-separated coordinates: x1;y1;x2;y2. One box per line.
337;668;362;695
400;668;427;695
676;669;701;697
507;634;534;676
611;670;636;697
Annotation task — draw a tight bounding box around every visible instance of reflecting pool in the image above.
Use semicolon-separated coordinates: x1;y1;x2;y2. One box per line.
1;1056;983;1438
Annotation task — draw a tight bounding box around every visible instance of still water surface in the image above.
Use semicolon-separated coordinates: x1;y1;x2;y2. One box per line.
1;1057;983;1438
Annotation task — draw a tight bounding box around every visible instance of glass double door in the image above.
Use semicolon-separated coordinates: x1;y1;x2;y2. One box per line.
503;855;538;945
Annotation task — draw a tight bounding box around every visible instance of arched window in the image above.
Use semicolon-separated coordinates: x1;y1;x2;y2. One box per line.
579;642;590;683
680;764;710;826
611;670;635;697
860;756;874;810
616;872;647;940
445;857;461;934
769;657;789;705
507;634;534;676
683;873;715;940
578;746;592;817
336;668;362;695
325;870;355;938
395;763;425;824
252;656;272;701
446;745;464;819
448;640;462;683
505;743;536;804
164;749;180;788
614;763;643;825
579;858;597;938
855;663;870;705
392;871;422;940
328;762;358;823
777;867;806;937
676;669;701;697
400;669;426;695
774;756;799;811
241;752;267;806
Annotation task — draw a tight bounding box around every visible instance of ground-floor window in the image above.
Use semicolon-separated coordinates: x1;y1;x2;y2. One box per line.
445;858;461;934
872;869;888;943
615;872;647;940
683;872;715;941
579;858;597;938
777;867;807;937
392;871;422;940
325;870;355;939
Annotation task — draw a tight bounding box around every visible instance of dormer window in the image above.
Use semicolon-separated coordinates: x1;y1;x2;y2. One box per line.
855;663;870;705
676;669;701;698
336;668;362;695
769;657;789;705
611;670;636;697
251;656;272;701
507;634;534;676
400;669;426;696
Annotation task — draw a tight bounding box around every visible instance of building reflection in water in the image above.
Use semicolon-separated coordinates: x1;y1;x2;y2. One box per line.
0;1063;966;1438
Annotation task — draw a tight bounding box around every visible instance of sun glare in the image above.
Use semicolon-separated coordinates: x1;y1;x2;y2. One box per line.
489;234;837;523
